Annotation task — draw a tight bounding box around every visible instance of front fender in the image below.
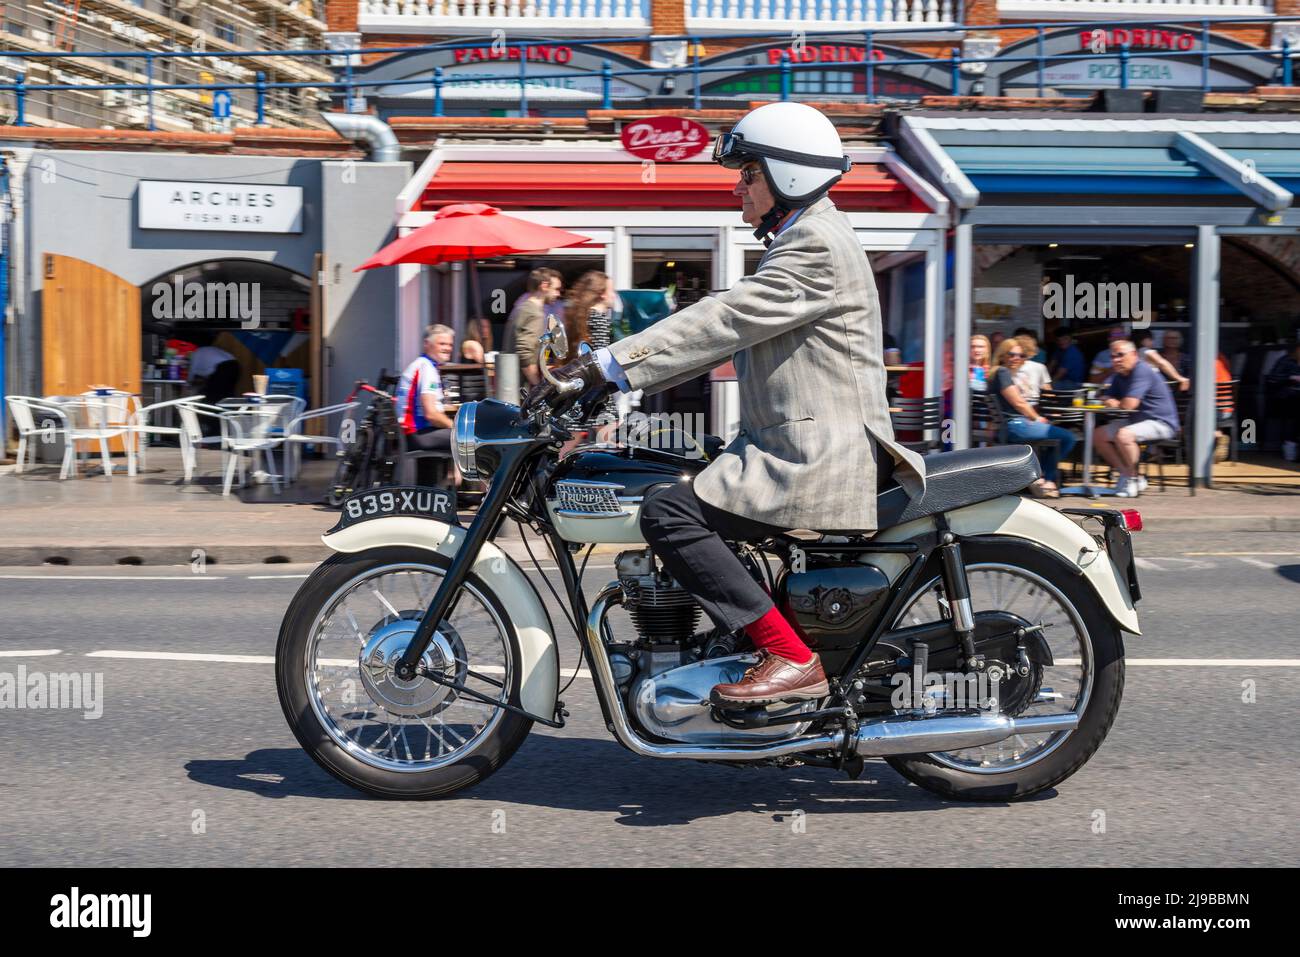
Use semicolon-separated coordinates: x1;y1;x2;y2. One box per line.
321;517;559;717
875;496;1141;636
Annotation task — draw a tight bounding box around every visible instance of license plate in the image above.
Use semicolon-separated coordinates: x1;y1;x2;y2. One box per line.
328;486;459;533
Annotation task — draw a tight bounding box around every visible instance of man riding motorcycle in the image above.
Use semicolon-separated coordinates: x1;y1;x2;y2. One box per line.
530;102;925;708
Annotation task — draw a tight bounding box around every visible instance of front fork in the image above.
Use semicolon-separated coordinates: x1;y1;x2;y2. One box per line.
394;446;530;682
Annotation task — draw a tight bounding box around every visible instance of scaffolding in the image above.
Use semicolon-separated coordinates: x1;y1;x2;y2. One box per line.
0;0;331;130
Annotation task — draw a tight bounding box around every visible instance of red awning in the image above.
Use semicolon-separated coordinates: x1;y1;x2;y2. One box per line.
416;161;929;213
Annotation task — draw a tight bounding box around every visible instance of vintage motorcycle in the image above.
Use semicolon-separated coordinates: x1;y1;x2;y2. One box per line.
276;325;1142;801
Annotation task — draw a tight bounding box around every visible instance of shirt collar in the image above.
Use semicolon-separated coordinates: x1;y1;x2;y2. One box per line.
776;206;805;235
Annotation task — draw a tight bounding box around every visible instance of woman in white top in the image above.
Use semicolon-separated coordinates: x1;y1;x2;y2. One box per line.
1013;334;1053;405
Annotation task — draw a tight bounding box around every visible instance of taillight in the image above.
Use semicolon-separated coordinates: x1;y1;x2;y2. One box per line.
1119;509;1142;532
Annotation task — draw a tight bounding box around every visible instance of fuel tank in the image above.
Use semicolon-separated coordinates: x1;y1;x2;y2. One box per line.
545;446;706;544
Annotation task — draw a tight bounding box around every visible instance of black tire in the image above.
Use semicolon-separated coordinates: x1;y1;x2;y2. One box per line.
884;540;1126;802
276;547;534;799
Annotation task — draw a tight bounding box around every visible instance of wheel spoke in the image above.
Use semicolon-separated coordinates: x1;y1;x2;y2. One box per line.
890;562;1092;775
306;563;513;773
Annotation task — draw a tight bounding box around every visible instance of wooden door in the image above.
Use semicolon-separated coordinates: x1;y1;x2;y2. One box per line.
42;254;141;451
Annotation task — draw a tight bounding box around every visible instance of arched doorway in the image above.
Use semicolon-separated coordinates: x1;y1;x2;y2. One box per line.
140;259;314;406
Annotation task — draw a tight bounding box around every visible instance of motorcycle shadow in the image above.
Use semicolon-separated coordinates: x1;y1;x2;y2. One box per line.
185;737;1049;822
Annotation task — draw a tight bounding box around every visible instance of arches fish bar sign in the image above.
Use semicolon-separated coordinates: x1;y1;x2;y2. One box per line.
137;181;304;233
620;117;710;162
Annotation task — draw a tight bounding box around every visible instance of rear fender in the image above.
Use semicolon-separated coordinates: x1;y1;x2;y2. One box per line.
874;496;1141;635
321;517;559;716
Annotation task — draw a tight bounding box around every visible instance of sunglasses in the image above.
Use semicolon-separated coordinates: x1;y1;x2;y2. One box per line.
1006;352;1025;358
739;166;761;186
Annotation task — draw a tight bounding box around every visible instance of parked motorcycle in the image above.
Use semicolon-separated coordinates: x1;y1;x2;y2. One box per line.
277;324;1142;801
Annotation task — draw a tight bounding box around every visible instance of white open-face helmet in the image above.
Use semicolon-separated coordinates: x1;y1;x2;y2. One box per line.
712;102;851;207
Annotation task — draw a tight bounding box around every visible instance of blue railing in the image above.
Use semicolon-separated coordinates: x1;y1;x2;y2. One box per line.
0;15;1295;128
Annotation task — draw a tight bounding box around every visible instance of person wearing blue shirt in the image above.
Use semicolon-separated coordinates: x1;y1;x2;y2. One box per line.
1049;329;1086;388
1093;339;1180;498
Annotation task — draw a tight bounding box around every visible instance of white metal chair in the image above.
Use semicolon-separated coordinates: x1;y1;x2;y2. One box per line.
7;395;118;479
215;398;289;496
176;401;240;492
125;394;204;479
80;389;141;474
280;401;360;483
6;396;75;476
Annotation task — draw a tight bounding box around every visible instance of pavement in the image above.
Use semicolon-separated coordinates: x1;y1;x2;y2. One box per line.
0;524;1295;866
1;446;1298;566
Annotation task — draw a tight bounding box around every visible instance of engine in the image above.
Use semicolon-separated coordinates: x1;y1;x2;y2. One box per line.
610;549;814;744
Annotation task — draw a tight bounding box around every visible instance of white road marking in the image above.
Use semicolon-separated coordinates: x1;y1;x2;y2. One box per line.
0;574;227;581
0;649;62;658
84;649;594;678
247;574;310;580
86;650;274;664
1184;552;1300;556
1235;557;1285;570
1057;658;1300;667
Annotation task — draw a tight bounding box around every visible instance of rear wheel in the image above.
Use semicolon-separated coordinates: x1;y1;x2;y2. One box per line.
884;540;1126;802
276;547;533;798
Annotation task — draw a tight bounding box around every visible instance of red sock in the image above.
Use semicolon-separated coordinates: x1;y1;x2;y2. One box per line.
744;606;813;664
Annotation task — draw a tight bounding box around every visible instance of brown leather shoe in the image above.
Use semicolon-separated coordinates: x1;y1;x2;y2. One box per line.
710;651;830;709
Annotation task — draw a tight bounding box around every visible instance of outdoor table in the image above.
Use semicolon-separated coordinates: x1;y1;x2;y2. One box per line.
1058;404;1130;498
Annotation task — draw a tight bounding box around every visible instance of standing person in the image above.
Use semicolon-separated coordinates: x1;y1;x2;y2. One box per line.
970;334;991;393
1013;334;1053;405
460;316;493;364
542;268;565;330
187;333;240;404
528;102;924;707
990;338;1075;497
394;324;459;487
502;268;561;387
1092;339;1180;497
562;270;620;437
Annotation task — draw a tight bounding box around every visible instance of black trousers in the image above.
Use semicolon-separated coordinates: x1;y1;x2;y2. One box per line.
407;427;452;486
638;481;786;633
638;442;897;634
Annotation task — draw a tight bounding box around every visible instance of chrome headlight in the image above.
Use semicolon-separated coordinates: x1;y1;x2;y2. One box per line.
453;402;480;479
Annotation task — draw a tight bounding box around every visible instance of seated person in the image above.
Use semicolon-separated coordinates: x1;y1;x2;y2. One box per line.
395;324;460;487
990;338;1076;498
1093;340;1180;498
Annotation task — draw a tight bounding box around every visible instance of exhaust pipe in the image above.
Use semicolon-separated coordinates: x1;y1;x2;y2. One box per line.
585;584;1079;761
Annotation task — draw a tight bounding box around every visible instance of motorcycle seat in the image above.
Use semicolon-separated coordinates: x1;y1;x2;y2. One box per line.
872;444;1041;531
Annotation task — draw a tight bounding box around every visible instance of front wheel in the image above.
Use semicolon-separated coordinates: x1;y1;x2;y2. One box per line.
276;547;533;798
884;540;1126;802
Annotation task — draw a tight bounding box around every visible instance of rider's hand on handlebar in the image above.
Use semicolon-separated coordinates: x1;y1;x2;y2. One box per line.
523;353;608;410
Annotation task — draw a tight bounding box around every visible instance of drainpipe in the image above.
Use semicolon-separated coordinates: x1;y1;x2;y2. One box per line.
320;112;400;163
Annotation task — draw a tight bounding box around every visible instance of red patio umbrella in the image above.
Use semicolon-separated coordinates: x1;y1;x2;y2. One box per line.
354;202;591;271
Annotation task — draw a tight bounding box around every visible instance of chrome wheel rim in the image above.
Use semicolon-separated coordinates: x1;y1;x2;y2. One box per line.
304;563;511;773
891;562;1093;774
